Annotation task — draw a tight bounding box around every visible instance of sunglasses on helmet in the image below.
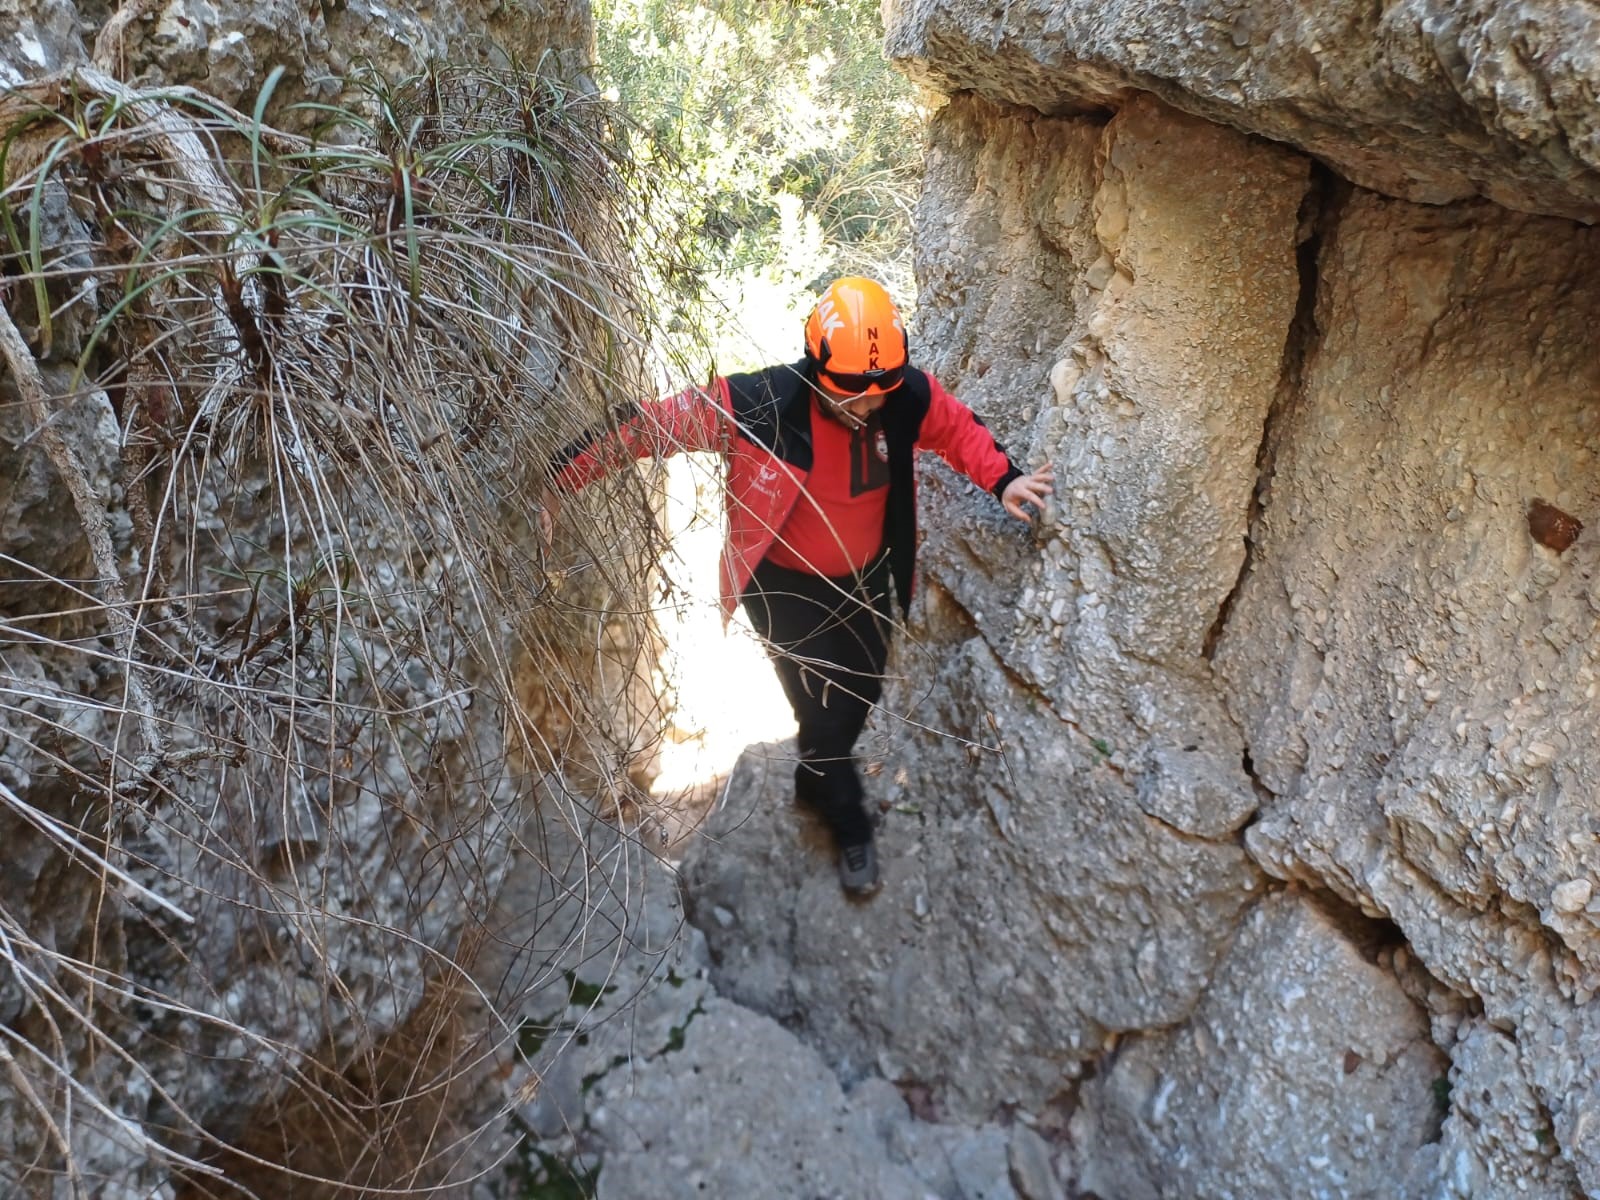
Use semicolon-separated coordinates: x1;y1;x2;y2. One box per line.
819;363;905;394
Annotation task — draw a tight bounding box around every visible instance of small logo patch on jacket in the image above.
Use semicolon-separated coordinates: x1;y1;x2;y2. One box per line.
849;415;891;496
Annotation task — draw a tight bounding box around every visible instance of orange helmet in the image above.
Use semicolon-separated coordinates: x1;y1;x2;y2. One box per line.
803;276;909;396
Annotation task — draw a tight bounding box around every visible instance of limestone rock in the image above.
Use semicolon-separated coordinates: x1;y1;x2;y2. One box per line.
852;14;1600;1190
591;998;1015;1200
1008;1123;1067;1200
484;805;718;1179
506;810;1036;1200
887;0;1600;221
0;0;79;82
682;720;1259;1120
1213;186;1600;1188
0;0;589;123
0;369;120;620
104;0;589;125
1416;1018;1582;1199
913;92;1304;767
1070;892;1448;1198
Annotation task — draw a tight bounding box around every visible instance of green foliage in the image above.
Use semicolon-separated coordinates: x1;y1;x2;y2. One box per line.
1431;1074;1452;1113
532;1150;601;1200
513;1146;601;1200
661;997;705;1052
515;971;618;1064
595;0;924;368
565;969;618;1008
519;1015;562;1059
582;1054;631;1092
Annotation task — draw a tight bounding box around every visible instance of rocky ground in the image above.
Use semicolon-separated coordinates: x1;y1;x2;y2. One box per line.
491;743;1074;1200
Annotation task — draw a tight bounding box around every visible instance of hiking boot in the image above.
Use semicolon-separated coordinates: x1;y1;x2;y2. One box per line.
838;838;881;897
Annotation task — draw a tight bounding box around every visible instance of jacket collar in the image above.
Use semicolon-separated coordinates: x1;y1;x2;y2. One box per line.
768;358;816;468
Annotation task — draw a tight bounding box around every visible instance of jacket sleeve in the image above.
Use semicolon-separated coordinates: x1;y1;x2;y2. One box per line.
915;375;1023;501
549;378;732;490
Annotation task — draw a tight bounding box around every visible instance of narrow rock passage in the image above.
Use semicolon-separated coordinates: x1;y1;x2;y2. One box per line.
494;755;1066;1200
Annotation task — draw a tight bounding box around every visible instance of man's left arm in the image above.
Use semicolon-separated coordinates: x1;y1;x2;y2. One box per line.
917;376;1055;523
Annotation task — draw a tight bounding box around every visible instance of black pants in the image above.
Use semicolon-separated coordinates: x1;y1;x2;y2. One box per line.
740;555;893;847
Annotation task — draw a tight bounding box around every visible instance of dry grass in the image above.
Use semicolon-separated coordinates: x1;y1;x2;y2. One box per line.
0;59;701;1197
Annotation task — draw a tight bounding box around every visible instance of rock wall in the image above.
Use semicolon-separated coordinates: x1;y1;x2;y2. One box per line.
1214;186;1600;1194
3;0;590;123
850;0;1595;1193
887;0;1600;221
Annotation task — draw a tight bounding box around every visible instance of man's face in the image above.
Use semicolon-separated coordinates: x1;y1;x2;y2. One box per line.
815;380;890;429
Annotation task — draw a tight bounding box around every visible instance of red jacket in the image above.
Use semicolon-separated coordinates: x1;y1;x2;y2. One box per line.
552;360;1020;618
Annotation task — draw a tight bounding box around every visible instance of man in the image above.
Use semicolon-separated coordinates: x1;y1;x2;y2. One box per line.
547;276;1054;896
